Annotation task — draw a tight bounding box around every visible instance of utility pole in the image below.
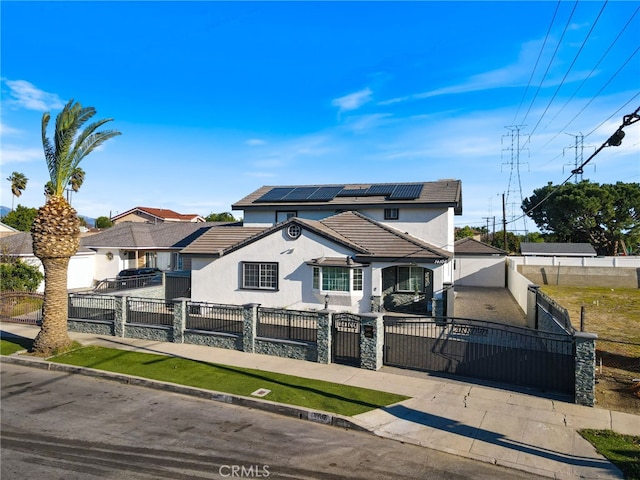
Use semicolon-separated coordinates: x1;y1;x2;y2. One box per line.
502;193;507;251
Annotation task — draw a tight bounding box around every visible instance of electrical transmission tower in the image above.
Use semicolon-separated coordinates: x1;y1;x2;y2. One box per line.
501;125;529;239
563;133;595;182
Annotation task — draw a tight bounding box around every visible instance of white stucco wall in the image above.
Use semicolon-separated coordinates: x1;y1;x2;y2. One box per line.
241;206;456;251
191;228;368;312
454;256;506;287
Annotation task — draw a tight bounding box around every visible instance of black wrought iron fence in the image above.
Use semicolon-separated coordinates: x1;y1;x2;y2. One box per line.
257;307;318;342
186;302;244;334
0;291;43;325
68;293;116;321
126;297;174;326
536;290;575;333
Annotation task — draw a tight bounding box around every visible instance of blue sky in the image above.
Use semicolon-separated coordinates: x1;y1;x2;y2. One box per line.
1;1;639;233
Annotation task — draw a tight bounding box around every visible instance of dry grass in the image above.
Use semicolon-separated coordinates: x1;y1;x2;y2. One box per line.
539;286;640;414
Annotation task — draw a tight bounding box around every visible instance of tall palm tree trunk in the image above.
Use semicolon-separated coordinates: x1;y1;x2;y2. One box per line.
31;195;79;356
33;256;73;354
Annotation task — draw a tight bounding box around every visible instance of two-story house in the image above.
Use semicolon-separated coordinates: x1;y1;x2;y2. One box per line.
182;180;462;314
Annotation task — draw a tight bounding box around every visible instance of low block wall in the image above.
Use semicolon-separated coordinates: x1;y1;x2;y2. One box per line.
518;265;639;288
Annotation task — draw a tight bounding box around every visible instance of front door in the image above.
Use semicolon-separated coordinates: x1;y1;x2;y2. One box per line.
332;312;361;366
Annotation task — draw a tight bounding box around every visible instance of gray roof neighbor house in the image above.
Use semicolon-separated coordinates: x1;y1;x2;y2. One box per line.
520;242;597;257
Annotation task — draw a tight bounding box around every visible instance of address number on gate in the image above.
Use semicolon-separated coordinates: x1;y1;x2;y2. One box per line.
336;320;359;332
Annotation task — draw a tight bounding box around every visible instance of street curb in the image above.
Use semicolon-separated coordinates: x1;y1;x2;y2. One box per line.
1;354;370;433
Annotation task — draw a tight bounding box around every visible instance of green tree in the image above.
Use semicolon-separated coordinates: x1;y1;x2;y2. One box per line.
493;230;521;254
0;260;44;291
205;212;238;222
6;171;28;211
30;99;120;355
1;205;38;231
522;181;640;255
94;216;113;229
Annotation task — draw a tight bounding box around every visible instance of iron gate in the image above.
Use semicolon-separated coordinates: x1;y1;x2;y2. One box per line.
332;312;361;366
384;317;575;394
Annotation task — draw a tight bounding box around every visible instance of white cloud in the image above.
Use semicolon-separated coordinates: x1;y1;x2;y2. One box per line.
1;145;42;163
3;79;65;111
331;88;373;113
0;122;22;136
246;138;266;146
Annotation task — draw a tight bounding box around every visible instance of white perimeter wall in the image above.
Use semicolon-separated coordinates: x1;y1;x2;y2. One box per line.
454;256;505;287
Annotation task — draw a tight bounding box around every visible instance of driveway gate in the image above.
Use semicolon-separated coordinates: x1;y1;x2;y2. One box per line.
384;317;575;394
332;312;361;366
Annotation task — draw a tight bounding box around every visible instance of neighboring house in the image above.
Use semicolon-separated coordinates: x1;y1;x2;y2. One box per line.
520;242;597;257
0;221;19;238
0;232;95;292
454;237;507;287
183;180;462;314
111;206;206;225
81;221;220;281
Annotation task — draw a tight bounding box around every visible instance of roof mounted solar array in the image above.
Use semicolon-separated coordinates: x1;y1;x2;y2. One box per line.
255;183;424;203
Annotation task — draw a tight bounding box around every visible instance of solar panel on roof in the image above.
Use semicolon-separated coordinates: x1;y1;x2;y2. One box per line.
337;188;368;197
365;184;396;196
307;186;344;201
255;187;295;202
282;187;320;201
389;184;423;199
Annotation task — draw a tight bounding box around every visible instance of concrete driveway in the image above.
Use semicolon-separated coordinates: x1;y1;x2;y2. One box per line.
453;286;527;327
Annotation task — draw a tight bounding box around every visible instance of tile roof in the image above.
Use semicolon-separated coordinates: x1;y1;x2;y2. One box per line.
454;237;507;256
111;206;205;222
181;211;452;262
520;242;597;256
232;180;462;214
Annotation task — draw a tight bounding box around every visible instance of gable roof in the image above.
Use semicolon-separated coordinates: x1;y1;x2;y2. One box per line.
232;180;462;214
0;232;93;256
111;206;205;223
454;237;507;256
81;222;223;250
181;211;452;263
520;242;597;257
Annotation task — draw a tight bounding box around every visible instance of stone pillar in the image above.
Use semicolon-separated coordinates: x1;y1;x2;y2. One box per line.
316;310;332;364
360;313;384;370
243;303;259;353
431;297;440;317
574;331;598;406
114;296;126;337
172;298;188;344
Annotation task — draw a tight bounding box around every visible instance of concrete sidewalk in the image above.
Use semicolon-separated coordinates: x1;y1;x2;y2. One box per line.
2;323;637;479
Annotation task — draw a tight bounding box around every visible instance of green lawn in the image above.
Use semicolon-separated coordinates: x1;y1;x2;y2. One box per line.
0;336;33;356
2;337;408;416
580;429;640;479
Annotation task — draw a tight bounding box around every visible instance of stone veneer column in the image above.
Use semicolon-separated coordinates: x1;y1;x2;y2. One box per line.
172;298;188;344
243;303;259;353
359;313;384;370
574;331;598;406
316;310;332;364
114;296;126;337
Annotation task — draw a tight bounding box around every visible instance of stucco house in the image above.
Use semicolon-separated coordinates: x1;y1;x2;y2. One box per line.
182;180;462;314
111;206;206;225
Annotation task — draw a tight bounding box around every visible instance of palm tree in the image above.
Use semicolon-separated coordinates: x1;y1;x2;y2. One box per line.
31;99;120;355
66;167;85;204
6;171;28;211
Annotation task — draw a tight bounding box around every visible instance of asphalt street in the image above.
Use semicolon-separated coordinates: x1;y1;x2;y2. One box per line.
0;363;543;480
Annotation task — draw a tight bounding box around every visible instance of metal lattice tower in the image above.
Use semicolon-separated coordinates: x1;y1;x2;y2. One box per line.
563;133;595;183
501;126;529;238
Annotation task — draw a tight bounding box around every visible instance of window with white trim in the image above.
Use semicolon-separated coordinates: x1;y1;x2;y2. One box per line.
313;266;363;292
242;262;278;290
384;208;399;220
